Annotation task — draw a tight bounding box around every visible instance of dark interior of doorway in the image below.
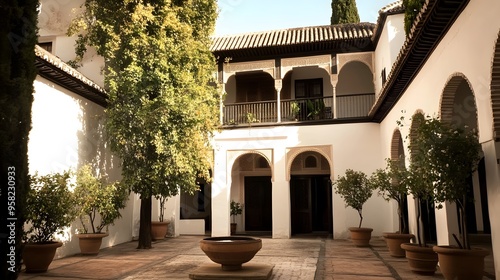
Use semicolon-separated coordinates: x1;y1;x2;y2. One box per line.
244;176;272;232
290;175;332;235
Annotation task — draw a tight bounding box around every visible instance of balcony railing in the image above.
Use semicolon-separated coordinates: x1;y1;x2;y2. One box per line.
222;93;374;126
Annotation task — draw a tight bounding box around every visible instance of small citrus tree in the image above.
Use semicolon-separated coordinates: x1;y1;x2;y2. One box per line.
333;169;374;228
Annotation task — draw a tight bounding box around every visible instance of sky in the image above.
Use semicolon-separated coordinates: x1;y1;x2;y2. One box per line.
215;0;396;36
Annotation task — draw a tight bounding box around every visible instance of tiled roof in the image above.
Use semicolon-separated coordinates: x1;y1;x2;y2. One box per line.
378;0;404;15
211;23;376;61
370;0;471;121
34;45;107;107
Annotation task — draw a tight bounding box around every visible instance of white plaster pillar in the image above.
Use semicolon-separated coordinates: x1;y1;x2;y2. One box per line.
272;146;290;238
434;202;459;246
330;75;338;119
407;196;418;242
485;141;500;275
211;146;231;236
275;79;282;123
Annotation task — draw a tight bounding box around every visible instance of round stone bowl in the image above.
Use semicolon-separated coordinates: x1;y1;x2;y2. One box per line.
200;236;262;271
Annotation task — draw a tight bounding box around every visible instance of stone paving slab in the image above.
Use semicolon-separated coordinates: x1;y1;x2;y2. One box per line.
17;235;495;280
189;263;274;279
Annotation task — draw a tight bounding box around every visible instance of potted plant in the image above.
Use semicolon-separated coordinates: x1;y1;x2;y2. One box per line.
411;116;488;279
290;101;300;121
230;200;243;235
306;99;324;120
23;171;77;273
151;194;170;240
74;164;129;255
397;114;439;275
333;169;375;247
372;158;414;257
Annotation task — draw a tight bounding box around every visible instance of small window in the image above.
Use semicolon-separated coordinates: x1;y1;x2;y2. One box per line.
39;42;53;53
295;78;323;98
381;68;387;85
304;155;318;168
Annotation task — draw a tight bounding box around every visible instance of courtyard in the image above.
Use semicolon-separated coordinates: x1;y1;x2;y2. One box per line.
19;235;495;280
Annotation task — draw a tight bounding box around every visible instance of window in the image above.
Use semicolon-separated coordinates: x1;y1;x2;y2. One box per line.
381;68;387;85
295;78;323;98
39;42;53;53
304;155;318;168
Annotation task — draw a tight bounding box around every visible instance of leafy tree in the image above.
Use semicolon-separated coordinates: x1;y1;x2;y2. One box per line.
69;0;219;249
403;0;425;35
0;1;38;278
331;0;360;25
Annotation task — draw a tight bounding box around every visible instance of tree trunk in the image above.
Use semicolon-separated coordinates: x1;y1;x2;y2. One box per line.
137;196;152;249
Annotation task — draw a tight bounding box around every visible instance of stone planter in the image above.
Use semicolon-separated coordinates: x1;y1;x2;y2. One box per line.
200;236;262;271
400;243;438;275
151;221;170;240
383;233;415;257
348;227;373;247
23;241;62;273
230;223;237;235
433;245;489;280
76;233;109;255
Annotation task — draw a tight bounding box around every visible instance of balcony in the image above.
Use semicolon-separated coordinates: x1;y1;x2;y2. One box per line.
222;93;375;127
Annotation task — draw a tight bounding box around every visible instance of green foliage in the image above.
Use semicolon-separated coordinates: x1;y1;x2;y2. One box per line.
74;165;129;234
68;0;219;247
333;169;374;228
410;115;481;249
290;101;300;119
373;158;410;233
403;0;425;35
230;200;243;223
0;1;38;277
24;171;77;243
331;0;360;25
306;99;324;119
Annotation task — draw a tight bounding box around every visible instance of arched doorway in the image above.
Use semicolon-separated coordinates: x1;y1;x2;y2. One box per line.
440;74;491;235
390;129;410;234
289;151;332;235
231;153;272;233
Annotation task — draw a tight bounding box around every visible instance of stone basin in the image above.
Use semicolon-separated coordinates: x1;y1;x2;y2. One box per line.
199;236;262;271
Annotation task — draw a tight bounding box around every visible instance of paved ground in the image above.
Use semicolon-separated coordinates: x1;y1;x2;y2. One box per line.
19;235;496;280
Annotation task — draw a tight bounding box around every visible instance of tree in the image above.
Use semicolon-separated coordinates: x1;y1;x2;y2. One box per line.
403;0;425;35
69;0;219;249
331;0;360;25
0;1;38;279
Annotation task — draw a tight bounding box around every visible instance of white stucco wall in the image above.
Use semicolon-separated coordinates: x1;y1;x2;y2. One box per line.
29;77;134;258
211;123;394;239
378;0;500;274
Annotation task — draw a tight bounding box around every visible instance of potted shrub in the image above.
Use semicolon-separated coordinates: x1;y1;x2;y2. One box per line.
411;116;488;279
333;169;375;247
23;171;77;273
230;200;243;235
74;164;129;255
372;159;414;257
151;194;170;240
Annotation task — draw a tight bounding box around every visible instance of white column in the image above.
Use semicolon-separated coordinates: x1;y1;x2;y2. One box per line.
275;79;282;123
211;145;230;236
330;75;338;119
272;147;290;238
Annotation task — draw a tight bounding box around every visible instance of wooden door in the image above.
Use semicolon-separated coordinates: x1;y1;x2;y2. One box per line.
244;176;272;231
290;177;312;234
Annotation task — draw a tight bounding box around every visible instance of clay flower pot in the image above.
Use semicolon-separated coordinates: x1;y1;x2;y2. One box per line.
383;233;414;257
76;233;109;255
400;243;437;275
433;245;489;280
348;227;373;247
23;241;63;273
151;221;170;240
200;236;262;271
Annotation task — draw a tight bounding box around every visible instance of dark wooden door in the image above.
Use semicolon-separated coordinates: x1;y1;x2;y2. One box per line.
290;177;312;233
244;176;272;231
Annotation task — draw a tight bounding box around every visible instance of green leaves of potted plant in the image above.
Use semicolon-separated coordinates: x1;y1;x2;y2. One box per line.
23;171;77;273
230;200;243;235
333;169;375;247
410;115;488;279
151;194;170;240
373;159;414;257
74;164;129;255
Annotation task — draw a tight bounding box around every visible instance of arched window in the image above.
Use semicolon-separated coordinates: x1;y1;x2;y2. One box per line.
304;155;318;168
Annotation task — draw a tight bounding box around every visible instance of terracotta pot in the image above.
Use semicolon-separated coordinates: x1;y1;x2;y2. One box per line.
348;227;373;247
400;243;438;275
230;223;237;235
200;236;262;271
383;233;415;258
433;245;489;280
23;241;62;273
151;221;169;240
76;233;109;255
